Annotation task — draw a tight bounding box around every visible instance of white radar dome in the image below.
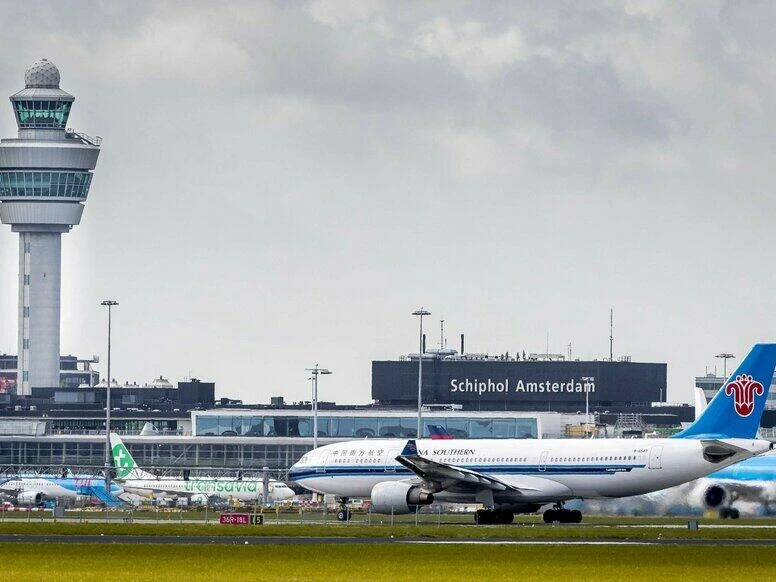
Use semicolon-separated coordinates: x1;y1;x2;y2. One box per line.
24;58;61;88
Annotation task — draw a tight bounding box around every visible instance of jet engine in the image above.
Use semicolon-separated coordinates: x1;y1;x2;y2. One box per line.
370;482;434;514
16;491;43;506
703;484;727;508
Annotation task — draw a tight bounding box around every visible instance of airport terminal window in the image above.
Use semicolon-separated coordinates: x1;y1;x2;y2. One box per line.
516;419;538;438
353;417;378;438
296;418;313;437
192;414;537;440
0;171;92;199
469;420;497;438
196;416;219;436
490;420;515;438
443;419;470;438
330;417;356;438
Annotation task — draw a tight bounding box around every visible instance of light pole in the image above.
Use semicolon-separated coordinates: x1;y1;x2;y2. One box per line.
305;365;331;449
413;308;430;438
101;299;118;490
716;353;735;379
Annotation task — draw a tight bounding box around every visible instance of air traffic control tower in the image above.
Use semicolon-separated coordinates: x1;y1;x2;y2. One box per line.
0;59;101;395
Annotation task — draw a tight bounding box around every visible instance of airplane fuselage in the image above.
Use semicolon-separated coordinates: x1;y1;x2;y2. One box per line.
0;477;119;501
119;478;294;502
291;437;770;504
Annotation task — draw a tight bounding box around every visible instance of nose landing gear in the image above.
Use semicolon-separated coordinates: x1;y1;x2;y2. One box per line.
719;507;740;519
335;497;352;521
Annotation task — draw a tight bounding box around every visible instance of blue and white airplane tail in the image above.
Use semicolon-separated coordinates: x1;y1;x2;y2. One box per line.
675;343;776;439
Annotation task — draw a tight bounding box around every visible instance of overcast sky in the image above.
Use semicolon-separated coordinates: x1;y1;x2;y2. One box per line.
1;0;775;405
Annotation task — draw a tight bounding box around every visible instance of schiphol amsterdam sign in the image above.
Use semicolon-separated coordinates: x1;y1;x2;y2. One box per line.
450;376;596;397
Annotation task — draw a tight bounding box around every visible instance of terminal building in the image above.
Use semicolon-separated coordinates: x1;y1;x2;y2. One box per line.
3;340;776;480
372;347;695;425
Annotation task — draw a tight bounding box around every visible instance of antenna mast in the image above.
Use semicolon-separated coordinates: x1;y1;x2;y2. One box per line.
609;308;613;361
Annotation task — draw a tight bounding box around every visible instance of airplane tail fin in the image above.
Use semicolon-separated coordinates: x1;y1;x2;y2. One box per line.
674;344;776;439
110;433;156;480
427;424;453;440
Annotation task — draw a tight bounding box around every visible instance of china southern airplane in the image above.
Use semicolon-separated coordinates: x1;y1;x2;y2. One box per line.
0;476;123;506
290;343;776;524
110;434;295;504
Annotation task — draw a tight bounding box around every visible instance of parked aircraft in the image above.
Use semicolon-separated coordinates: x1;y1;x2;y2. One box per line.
290;343;776;524
0;476;123;506
110;434;295;504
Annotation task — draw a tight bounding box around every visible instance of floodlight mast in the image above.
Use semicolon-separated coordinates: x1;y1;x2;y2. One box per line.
101;299;118;490
716;353;735;379
305;365;332;449
413;308;430;438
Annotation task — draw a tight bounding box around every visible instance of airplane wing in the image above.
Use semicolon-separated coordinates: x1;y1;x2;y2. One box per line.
395;440;540;495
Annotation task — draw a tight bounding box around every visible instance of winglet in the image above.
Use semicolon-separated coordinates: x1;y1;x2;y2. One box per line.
401;439;418;457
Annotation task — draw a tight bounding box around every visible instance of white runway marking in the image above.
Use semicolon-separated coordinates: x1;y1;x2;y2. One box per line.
405;540;651;545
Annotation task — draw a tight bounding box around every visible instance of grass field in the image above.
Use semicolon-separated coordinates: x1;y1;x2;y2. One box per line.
2;543;776;581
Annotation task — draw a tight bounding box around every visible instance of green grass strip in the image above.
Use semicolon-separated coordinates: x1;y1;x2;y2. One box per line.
1;543;776;581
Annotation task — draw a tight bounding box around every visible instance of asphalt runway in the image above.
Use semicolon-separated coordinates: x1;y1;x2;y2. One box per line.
1;534;776;546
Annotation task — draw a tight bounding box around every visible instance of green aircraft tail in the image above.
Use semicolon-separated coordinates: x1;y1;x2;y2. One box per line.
110;433;156;480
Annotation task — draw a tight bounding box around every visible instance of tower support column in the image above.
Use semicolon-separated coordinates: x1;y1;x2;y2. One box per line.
16;230;64;394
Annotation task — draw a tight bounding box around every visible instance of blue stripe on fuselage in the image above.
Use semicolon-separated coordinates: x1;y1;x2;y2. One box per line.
289;464;643;481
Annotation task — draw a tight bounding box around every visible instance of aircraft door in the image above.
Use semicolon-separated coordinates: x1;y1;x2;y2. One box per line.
648;445;663;469
315;451;331;474
539;450;548;472
384;448;400;472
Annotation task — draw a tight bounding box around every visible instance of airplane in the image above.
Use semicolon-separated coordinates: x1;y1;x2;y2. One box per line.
0;476;124;506
675;388;776;518
110;433;295;504
289;343;776;524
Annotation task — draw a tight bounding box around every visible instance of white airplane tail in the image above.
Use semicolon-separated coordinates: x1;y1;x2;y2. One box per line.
694;387;708;421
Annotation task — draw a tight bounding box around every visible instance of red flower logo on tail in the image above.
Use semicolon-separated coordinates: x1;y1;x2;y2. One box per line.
725;374;765;417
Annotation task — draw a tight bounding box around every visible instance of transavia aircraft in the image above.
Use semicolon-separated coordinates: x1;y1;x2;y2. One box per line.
0;477;123;506
290;343;776;525
110;434;295;503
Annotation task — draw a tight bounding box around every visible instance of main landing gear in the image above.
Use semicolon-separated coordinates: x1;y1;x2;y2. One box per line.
719;507;740;519
335;497;352;522
474;509;514;525
542;503;582;524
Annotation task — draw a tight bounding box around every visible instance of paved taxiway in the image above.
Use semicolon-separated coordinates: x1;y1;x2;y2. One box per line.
1;535;776;546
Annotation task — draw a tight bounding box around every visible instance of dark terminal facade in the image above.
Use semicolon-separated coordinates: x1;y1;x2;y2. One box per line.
373;354;667;413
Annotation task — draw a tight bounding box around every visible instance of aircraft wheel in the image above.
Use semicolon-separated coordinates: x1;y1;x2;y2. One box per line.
729;508;740;519
336;509;350;522
543;509;557;523
570;509;582;524
719;508;729;519
475;509;491;525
